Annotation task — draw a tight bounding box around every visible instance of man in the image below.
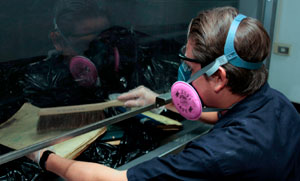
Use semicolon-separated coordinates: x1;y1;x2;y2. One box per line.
28;6;300;180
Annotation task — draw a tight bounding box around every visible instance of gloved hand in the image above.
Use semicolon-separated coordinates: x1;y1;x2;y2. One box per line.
26;146;53;164
117;86;158;107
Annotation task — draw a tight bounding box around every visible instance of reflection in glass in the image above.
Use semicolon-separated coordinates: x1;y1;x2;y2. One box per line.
0;0;239;178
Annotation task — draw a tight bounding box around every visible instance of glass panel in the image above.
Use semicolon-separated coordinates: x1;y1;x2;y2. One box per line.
0;0;240;171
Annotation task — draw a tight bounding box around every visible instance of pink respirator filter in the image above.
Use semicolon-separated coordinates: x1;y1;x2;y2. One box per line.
171;81;203;120
69;56;98;87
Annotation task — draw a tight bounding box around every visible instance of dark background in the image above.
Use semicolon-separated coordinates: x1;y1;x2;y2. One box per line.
0;0;239;62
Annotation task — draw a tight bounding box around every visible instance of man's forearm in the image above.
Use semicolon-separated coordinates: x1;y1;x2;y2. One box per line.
46;153;128;181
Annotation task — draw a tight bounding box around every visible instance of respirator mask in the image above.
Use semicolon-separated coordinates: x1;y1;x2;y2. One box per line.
171;14;263;120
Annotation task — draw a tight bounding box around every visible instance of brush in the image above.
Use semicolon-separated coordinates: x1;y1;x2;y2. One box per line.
37;99;124;133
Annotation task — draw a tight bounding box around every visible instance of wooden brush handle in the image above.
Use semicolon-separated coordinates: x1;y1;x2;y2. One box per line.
39;100;124;116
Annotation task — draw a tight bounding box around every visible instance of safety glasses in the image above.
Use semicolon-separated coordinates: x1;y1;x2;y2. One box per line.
178;45;202;63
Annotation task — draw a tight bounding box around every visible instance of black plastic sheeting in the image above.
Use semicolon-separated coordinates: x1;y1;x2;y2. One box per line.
0;26;183;179
0;116;181;180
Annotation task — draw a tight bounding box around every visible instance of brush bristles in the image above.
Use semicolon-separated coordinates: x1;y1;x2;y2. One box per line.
37;110;105;133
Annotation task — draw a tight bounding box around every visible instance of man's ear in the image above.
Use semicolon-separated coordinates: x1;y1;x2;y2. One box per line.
50;31;64;52
213;67;228;93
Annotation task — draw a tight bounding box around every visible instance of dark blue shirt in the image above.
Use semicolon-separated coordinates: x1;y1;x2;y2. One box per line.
127;83;300;180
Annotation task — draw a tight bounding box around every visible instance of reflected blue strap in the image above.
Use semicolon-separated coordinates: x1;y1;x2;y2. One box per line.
224;14;263;69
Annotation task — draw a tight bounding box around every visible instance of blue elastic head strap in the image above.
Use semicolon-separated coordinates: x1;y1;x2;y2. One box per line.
224;14;263;69
187;14;263;83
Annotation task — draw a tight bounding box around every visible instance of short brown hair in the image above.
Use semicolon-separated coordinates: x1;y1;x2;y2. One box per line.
188;6;270;96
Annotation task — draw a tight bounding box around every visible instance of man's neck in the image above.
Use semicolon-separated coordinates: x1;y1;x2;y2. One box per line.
218;88;246;109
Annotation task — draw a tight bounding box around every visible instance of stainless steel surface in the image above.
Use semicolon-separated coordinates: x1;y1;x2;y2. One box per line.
155;92;172;107
117;120;213;170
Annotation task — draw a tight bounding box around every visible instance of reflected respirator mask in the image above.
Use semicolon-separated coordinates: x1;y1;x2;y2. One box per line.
68;27;137;88
53;18;101;87
55;18;136;87
171;14;263;120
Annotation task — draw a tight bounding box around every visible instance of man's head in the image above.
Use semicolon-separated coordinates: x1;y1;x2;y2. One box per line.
50;0;110;56
187;6;270;97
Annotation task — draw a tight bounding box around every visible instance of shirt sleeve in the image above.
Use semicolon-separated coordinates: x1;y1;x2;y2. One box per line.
127;120;261;181
127;131;225;181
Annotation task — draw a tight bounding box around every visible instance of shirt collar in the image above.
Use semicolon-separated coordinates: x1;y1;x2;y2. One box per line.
216;83;270;126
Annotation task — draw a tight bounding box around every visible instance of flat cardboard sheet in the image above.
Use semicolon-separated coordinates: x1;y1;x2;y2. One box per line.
53;127;106;159
0;103;106;159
